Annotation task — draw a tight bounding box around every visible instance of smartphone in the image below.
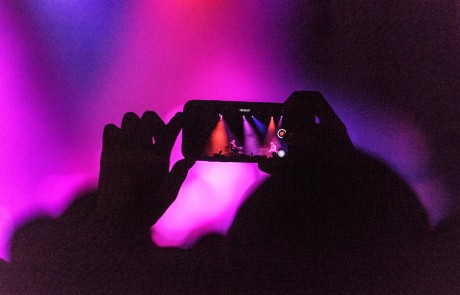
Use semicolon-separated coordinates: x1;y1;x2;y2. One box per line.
182;100;288;162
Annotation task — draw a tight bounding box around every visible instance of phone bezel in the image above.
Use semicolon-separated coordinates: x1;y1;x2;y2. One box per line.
182;100;287;163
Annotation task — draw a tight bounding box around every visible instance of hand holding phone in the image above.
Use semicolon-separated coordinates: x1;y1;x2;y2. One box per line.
182;91;354;170
182;100;289;163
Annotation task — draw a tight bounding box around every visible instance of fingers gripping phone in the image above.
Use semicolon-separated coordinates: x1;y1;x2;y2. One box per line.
182;100;288;163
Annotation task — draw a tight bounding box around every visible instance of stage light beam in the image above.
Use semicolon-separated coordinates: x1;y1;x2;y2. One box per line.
264;116;281;156
207;117;228;156
243;116;260;156
252;116;267;136
277;115;283;128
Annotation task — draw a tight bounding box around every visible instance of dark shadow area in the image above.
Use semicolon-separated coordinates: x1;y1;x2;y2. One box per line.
1;150;436;294
1;1;458;293
228;151;429;294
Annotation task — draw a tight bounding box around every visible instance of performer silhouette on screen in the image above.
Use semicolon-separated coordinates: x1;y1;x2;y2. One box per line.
230;139;243;155
268;141;277;153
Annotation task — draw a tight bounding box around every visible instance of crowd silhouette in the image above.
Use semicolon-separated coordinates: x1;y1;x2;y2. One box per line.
2;92;455;294
1;1;459;293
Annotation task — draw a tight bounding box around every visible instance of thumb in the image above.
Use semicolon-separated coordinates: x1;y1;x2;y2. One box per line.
163;158;196;203
150;159;195;225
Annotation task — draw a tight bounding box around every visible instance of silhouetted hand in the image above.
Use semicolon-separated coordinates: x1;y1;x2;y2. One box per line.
237;92;430;294
97;111;195;229
2;113;195;294
259;91;354;173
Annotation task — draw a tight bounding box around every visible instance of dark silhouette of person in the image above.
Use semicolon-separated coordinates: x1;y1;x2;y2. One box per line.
1;112;195;294
1;92;431;294
226;92;430;294
2;1;458;293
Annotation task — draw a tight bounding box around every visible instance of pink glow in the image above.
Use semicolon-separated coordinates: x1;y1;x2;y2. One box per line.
0;8;46;258
153;161;269;246
153;129;269;247
0;2;448;261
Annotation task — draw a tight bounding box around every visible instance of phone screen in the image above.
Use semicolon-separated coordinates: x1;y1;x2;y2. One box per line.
182;100;288;162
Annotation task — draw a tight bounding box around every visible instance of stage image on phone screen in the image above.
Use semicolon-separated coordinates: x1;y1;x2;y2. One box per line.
183;101;288;162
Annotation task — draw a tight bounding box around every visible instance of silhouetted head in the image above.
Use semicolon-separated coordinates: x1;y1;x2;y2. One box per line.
230;150;429;293
290;1;460;215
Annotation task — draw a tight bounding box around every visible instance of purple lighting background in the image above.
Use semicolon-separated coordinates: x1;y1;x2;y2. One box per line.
0;1;455;259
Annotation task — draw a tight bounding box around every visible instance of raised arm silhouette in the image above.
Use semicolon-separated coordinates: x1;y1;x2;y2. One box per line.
2;92;434;294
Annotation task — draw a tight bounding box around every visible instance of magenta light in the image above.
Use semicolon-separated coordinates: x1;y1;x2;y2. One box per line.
153;128;269;246
0;1;448;261
243;116;260;156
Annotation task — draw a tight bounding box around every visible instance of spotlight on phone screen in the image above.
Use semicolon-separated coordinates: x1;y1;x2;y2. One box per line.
183;100;288;163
